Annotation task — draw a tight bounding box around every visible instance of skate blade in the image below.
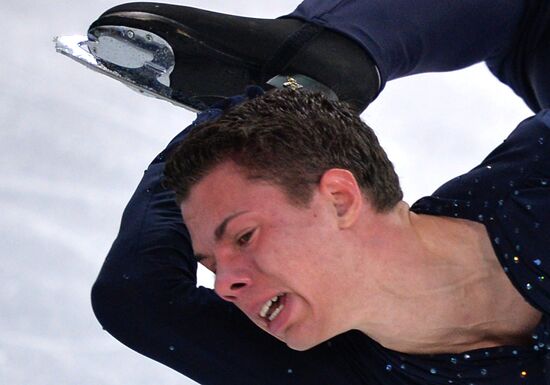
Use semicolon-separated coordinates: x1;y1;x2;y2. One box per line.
54;33;200;112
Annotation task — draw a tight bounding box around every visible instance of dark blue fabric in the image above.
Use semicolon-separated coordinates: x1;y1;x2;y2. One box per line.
412;112;550;316
92;1;550;384
287;0;550;112
409;110;550;385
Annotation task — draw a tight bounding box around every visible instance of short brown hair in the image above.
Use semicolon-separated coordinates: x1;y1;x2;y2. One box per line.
164;88;402;211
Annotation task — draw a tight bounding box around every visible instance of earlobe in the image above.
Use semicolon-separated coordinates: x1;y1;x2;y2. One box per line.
319;169;362;228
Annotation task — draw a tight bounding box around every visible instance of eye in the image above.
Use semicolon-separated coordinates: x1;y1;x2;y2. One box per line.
237;229;255;247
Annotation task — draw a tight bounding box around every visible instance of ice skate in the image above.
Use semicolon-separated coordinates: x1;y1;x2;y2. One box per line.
55;2;380;112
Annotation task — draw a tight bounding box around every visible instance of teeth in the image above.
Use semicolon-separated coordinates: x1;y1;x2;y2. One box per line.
268;304;284;321
259;298;273;318
259;294;283;319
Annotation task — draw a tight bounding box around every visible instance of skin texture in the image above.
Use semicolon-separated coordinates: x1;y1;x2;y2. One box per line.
182;161;542;353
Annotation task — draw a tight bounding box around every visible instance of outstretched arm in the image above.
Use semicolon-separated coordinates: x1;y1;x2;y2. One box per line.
91;118;373;385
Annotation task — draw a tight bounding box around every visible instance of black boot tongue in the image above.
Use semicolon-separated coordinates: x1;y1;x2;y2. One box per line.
266;74;338;101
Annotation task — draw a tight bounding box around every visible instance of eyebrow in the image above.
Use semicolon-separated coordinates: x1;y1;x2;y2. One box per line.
214;211;248;241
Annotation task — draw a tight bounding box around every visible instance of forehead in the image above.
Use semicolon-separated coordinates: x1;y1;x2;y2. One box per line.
180;161;290;229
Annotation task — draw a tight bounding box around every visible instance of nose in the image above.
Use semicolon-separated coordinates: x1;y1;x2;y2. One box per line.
214;268;252;302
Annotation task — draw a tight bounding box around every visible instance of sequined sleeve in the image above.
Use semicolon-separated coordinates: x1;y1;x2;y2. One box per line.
487;111;550;313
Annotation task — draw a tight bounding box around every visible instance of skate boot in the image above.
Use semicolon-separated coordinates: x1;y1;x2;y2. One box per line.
56;2;380;112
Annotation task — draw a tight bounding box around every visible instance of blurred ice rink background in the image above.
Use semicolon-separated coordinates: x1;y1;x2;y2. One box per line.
1;1;532;384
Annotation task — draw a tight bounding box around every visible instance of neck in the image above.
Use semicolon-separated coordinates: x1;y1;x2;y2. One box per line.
348;202;541;354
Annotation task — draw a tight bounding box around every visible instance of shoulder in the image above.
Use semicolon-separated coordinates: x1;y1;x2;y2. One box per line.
413;110;550;313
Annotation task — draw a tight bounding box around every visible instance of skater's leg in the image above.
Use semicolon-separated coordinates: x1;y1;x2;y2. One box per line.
486;1;550;111
87;0;547;112
287;0;523;87
288;0;550;112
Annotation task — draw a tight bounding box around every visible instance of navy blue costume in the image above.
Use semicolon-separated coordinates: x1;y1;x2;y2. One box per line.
91;1;550;384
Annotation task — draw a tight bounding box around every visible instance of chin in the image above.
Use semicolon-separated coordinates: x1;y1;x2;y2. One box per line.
279;319;337;351
283;332;325;351
259;325;319;351
286;342;315;351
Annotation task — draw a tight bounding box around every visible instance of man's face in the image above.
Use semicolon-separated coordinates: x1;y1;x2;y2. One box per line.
182;161;361;350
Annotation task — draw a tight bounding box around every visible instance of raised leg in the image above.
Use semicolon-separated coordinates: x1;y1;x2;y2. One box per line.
288;0;550;111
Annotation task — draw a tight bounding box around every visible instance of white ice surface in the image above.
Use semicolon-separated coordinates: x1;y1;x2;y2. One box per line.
1;0;532;384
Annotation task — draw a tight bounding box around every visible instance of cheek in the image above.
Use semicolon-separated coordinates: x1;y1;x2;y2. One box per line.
248;225;305;274
252;209;339;277
258;229;327;280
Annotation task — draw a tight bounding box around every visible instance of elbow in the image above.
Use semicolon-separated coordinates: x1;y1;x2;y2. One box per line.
90;266;142;340
91;272;123;335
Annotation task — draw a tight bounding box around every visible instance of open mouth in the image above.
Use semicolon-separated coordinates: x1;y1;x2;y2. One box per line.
259;293;286;322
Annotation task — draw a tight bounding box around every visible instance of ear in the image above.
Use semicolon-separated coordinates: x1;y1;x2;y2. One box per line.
318;168;363;228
